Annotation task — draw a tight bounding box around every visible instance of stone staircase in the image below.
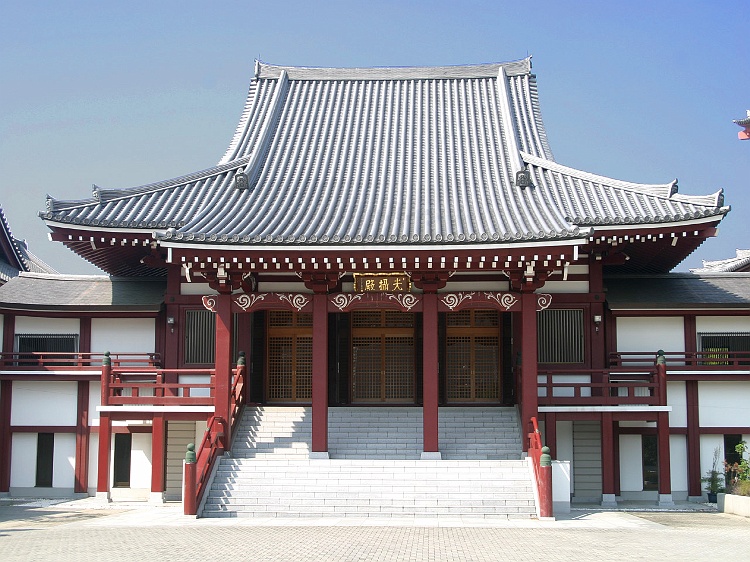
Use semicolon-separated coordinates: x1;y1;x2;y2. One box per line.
201;406;536;518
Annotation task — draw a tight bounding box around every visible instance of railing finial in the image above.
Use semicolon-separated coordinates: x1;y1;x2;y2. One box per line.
540;445;552;467
237;351;246;366
102;351;111;366
186;442;196;464
656;349;666;365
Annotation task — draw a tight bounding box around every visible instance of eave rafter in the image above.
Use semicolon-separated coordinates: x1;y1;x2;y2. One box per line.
169;245;580;289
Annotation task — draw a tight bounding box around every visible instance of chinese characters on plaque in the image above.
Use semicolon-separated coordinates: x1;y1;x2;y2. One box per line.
353;273;411;293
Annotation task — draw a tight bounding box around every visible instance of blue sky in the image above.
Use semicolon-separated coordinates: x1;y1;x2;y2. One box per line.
1;1;748;274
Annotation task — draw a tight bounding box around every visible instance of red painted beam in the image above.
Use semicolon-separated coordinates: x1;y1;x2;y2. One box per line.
657;411;672;495
213;293;233;449
151;414;165;495
97;414;111;494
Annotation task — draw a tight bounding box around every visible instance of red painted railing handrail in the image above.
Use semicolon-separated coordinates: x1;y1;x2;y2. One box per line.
528;416;553;518
105;368;216;406
536;367;663;406
610;350;750;369
0;352;160;369
194;415;227;509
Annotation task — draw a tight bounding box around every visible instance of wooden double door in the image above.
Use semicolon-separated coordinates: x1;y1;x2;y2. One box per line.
264;308;502;404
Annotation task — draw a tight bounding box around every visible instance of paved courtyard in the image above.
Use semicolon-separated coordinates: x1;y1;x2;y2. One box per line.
0;499;747;561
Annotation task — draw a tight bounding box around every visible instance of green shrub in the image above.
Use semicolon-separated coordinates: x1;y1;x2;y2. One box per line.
730;480;750;497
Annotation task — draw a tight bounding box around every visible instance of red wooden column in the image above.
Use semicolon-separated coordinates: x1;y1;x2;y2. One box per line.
657;410;673;505
422;291;440;458
150;413;166;503
96;414;111;500
601;412;617;506
520;292;539;446
0;380;12;493
213;292;234;449
311;291;329;456
97;357;112;500
686;381;701;498
74;381;90;494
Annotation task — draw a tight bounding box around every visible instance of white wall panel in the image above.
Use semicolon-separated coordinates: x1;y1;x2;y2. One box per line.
130;433;152;489
670;435;688;493
667;381;687;428
10;433;36;487
53;433;76;488
11;381;77;426
696;316;750;333
616;317;684;353
88;433;99;490
699;382;750;427
89;382;101;425
619;434;643;492
91;318;155;354
700;434;724;479
539;281;589;294
14;316;80;335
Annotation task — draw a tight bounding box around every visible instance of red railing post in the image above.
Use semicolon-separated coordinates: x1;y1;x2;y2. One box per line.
656;349;667;406
539;446;553;518
101;351;111;406
184;443;197;515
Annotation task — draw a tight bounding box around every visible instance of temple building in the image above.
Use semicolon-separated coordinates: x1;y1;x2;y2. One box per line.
1;58;747;515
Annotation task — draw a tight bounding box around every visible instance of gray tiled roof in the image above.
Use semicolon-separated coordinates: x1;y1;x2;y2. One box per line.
0;272;165;311
42;59;728;249
691;249;750;273
735;111;750;127
605;273;750;309
1;206;56;283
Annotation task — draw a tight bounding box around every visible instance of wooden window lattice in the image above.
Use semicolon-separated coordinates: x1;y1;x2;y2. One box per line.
266;311;312;402
445;310;501;402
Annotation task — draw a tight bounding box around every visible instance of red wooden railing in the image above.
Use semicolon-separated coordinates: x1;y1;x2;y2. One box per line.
0;352;159;369
188;360;247;514
610;351;750;369
528;417;552;518
537;368;662;406
106;368;215;406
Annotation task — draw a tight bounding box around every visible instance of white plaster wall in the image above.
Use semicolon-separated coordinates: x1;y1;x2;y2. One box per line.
90;318;155;354
667;381;687;428
130;433;152;489
616;317;684;353
695;316;750;333
10;433;36;487
698;382;750;427
619;434;643;492
256;281;310;293
670;434;688;493
88;433;99;491
440;281;509;293
11;381;77;426
552;420;575;495
53;433;76;488
14;316;80;335
700;435;725;478
180;282;215;295
88;382;101;425
539;280;589;294
178;374;212;398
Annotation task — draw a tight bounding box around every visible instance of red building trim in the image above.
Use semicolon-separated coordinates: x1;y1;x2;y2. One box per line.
686;380;701;496
601;412;616;497
97;414;111;494
213;293;233;448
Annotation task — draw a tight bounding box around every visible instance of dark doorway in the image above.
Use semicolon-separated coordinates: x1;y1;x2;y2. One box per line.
35;433;54;487
113;433;132;488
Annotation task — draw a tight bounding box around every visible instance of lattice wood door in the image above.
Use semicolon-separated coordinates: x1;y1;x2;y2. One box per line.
266;311;312;402
351;311;414;403
446;310;501;403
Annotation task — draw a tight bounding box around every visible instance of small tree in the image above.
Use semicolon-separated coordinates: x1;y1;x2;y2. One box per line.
702;447;725;498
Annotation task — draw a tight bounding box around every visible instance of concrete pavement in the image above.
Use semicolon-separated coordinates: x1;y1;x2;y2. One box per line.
0;498;746;561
